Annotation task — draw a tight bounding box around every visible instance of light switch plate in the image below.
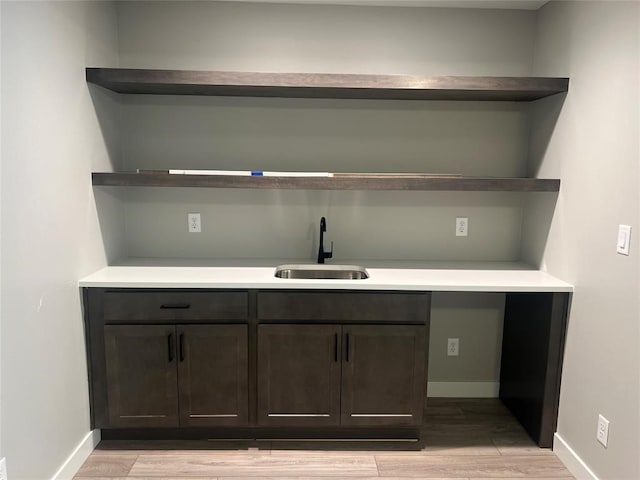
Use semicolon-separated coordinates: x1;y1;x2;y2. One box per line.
617;225;631;255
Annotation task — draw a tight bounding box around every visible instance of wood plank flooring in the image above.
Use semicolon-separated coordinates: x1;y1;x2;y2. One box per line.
74;399;573;480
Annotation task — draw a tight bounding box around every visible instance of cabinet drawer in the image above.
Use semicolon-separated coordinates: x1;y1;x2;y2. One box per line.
257;291;429;323
103;291;248;322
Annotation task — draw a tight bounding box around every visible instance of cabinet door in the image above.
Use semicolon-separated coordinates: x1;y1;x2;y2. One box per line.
257;325;341;426
104;325;178;427
341;325;426;426
177;325;248;426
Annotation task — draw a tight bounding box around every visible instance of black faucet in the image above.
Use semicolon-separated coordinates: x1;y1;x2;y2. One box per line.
317;216;333;264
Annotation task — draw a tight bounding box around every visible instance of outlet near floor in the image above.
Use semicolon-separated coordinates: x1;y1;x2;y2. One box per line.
447;338;459;356
597;414;610;447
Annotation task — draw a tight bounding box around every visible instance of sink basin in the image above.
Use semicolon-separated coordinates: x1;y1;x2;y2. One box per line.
274;264;369;280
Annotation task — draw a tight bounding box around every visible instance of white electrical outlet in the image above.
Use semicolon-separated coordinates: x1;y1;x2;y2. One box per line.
447;338;459;356
456;217;468;237
0;457;8;480
187;213;201;233
597;414;610;447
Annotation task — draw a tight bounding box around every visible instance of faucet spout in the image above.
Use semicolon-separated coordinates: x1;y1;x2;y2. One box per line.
317;216;333;264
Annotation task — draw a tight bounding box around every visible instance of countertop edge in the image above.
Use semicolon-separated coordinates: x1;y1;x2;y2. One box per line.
78;264;574;293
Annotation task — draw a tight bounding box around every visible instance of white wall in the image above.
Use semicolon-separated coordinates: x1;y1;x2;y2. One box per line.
0;2;122;478
116;1;537;264
111;1;540;391
120;96;529;262
118;1;535;75
525;2;639;478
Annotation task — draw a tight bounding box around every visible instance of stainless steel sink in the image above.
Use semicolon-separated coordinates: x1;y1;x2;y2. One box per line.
274;264;369;280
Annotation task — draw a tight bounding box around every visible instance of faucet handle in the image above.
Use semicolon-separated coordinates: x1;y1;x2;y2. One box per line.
327;241;334;259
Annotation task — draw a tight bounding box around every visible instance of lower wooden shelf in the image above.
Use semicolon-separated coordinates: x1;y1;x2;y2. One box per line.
92;172;560;192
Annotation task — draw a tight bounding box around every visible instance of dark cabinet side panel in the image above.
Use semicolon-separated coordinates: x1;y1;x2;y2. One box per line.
86;288;108;428
499;292;569;448
257;324;342;426
177;325;249;427
341;325;427;426
104;324;179;428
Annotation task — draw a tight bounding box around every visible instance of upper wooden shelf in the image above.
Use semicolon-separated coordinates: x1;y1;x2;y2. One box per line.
92;172;560;192
86;68;569;102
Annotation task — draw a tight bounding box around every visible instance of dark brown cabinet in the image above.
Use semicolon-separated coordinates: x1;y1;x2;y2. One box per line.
257;324;427;427
341;325;426;426
104;324;248;428
85;288;431;438
84;287;568;445
104;324;179;428
257;325;342;426
84;289;250;429
255;291;430;428
178;324;248;427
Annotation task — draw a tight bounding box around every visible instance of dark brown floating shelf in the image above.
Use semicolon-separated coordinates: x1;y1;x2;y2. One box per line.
92;172;560;192
86;68;568;102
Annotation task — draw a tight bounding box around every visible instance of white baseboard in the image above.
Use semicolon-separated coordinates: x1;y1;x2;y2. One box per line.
427;381;499;398
50;430;101;480
553;433;599;480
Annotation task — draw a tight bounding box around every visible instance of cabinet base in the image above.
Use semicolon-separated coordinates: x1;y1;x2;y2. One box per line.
101;426;421;442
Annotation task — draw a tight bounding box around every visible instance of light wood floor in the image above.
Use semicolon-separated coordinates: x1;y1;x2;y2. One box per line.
75;398;574;479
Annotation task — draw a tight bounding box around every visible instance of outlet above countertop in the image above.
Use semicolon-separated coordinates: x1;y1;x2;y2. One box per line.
78;258;573;292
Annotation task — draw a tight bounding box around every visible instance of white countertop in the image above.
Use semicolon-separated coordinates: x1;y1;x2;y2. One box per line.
78;258;573;293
